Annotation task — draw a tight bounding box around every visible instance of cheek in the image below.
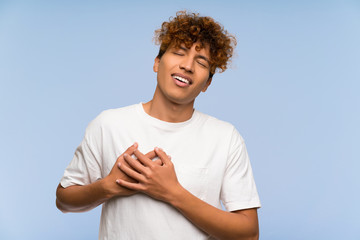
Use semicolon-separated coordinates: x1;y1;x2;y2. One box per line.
156;63;170;85
199;73;210;86
157;61;168;75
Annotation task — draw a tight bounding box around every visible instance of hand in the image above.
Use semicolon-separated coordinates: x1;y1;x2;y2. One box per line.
103;143;159;198
117;147;182;203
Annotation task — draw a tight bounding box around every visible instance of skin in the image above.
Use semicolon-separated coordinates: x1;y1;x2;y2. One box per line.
56;143;162;212
56;42;259;239
117;42;259;240
143;42;212;122
118;148;259;240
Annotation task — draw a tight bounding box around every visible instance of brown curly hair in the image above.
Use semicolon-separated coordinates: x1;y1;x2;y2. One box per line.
154;10;237;78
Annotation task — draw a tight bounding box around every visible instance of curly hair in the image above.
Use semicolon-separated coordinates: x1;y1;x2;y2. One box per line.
154;10;236;78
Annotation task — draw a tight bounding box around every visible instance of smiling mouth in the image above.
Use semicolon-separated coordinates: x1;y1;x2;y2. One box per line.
172;75;191;85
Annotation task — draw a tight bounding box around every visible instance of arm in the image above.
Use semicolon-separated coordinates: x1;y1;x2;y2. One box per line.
56;143;158;213
168;186;259;240
117;148;259;240
56;180;111;213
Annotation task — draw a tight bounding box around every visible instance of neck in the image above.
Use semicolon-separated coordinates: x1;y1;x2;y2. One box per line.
143;86;195;123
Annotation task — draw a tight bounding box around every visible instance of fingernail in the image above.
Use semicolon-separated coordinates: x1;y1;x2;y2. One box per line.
118;162;121;168
133;142;138;147
123;153;128;157
116;179;120;184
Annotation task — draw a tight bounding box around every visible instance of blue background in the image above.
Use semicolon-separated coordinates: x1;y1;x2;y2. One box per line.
1;0;359;239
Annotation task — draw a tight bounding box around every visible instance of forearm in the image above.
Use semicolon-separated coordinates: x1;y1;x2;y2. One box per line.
117;148;259;239
56;144;153;213
56;178;114;213
169;186;259;240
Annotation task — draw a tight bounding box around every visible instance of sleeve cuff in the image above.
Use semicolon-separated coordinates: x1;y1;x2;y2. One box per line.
225;199;262;212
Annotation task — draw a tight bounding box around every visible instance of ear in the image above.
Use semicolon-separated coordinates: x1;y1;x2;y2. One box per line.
153;57;160;72
201;77;212;92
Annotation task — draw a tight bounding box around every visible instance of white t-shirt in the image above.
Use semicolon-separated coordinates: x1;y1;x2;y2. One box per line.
61;103;261;240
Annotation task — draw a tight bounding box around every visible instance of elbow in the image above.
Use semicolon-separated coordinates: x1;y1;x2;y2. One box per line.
56;198;69;213
231;233;258;240
244;222;259;240
56;184;70;213
232;220;259;240
234;208;259;240
248;225;259;240
225;228;258;240
248;232;259;240
234;232;258;240
242;228;259;240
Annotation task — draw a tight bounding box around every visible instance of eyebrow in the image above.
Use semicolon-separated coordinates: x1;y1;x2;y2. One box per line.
178;46;210;64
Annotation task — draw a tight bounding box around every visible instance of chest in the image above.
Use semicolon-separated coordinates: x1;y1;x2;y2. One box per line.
100;122;230;200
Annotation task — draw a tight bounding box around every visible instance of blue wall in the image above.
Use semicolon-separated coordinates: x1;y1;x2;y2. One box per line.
1;0;359;239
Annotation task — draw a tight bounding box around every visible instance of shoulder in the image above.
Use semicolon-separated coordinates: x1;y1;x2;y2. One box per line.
85;104;138;133
92;104;137;124
98;104;137;121
196;111;238;133
195;111;244;143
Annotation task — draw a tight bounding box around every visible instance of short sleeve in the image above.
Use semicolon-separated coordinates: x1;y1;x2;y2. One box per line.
60;117;103;188
220;128;261;211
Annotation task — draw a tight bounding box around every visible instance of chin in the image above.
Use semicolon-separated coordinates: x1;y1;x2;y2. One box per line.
168;97;194;106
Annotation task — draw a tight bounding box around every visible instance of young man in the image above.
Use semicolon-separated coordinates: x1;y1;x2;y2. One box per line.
56;11;261;240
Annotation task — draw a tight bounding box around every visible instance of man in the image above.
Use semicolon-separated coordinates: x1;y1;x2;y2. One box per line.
56;11;261;240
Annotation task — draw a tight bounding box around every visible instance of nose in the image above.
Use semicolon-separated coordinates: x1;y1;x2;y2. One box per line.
179;56;194;73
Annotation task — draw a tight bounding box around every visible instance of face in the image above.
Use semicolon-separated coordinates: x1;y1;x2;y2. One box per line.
153;42;212;106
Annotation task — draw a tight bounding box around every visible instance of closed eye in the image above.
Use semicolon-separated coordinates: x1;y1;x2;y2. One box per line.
197;60;208;68
173;51;184;56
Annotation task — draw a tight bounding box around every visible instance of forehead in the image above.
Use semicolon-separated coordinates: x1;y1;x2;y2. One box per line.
170;41;210;56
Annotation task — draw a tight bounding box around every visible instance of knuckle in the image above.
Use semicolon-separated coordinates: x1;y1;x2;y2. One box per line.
118;157;125;164
144;170;153;179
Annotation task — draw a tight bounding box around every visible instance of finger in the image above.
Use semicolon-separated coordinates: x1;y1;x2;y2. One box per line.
134;149;154;167
145;150;162;166
145;150;156;160
123;153;148;174
116;179;144;191
123;142;138;156
154;147;172;166
117;143;138;163
153;159;163;166
118;161;145;182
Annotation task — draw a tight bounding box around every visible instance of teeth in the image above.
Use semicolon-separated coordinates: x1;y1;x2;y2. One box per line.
174;76;190;84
